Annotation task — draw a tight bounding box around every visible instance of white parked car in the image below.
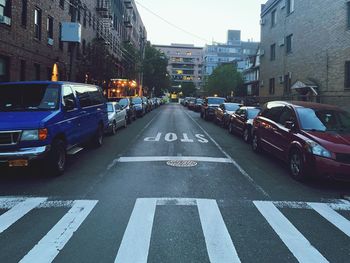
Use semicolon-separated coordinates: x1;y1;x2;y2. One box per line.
106;102;127;135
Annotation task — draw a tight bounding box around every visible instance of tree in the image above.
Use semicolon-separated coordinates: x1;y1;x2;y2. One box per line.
205;64;243;97
142;42;170;96
180;82;196;97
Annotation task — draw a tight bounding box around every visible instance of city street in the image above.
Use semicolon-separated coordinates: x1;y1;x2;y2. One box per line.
0;103;349;263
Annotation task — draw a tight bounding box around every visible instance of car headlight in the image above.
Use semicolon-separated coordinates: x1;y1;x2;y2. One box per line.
21;129;48;141
305;140;332;158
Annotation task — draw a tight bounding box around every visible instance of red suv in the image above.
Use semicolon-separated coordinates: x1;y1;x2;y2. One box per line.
251;101;350;181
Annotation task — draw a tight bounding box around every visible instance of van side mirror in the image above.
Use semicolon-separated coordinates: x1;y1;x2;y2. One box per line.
64;99;75;111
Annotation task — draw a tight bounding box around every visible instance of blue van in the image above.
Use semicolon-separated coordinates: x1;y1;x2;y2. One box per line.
0;81;108;175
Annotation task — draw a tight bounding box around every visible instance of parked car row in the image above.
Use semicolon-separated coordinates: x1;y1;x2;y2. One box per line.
0;81;164;176
183;96;350;182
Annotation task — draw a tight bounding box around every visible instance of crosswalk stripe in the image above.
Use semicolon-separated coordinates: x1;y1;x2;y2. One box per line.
308;202;350;237
254;201;329;263
0;197;47;234
197;199;241;263
115;198;157;263
19;200;97;263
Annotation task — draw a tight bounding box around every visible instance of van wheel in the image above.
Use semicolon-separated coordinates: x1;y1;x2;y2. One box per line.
93;124;104;147
289;150;307;181
252;133;261;153
48;139;66;176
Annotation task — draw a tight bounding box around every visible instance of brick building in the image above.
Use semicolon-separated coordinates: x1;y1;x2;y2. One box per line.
259;0;350;108
0;0;146;84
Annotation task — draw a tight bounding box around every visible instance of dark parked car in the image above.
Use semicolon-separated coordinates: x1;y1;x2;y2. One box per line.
131;97;146;117
0;81;108;175
187;98;197;110
214;103;242;127
200;97;226;120
251;101;350;181
228;106;261;142
194;98;203;112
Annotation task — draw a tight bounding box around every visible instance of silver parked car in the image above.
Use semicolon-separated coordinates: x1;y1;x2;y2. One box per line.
106;102;127;135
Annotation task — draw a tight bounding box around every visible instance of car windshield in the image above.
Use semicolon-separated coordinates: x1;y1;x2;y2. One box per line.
119;98;128;107
0;84;59;111
132;97;142;104
107;104;114;112
296;108;350;132
196;99;203;104
225;104;240;111
208;98;225;104
247;108;261;119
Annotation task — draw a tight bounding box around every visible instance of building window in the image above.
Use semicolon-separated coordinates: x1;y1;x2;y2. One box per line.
77;8;81;22
34;8;42;40
47;16;54;40
269;78;275;95
47;67;52;80
21;0;27;27
82;39;86;55
284;74;291;94
20;60;26;81
34;63;40;80
271;9;277;27
270;44;276;61
0;55;9;82
59;23;64;50
347;2;350;29
287;0;295;14
59;0;64;9
345;61;350;89
83;10;86;27
286;34;293;53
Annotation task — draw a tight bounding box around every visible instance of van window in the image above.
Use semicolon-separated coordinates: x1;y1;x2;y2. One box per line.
74;86;91;108
89;87;105;105
62;86;76;110
0;84;59;111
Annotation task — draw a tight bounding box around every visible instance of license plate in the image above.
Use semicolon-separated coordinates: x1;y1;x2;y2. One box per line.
9;159;29;167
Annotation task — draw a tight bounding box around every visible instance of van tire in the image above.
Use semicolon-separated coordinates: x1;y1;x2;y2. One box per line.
48;139;66;176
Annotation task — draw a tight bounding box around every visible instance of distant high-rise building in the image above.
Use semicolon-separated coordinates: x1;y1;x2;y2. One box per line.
154;44;203;90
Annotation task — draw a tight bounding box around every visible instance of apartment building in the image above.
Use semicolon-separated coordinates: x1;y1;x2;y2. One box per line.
0;0;146;83
259;0;350;107
154;44;203;89
202;30;259;77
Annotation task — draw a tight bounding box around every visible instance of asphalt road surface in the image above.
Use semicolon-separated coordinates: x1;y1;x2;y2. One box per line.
0;103;349;263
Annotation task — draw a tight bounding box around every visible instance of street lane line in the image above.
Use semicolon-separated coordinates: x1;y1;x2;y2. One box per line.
115;198;157;263
117;156;233;163
19;200;98;263
254;201;329;263
197;199;241;263
184;109;270;198
0;197;47;234
308;202;350;237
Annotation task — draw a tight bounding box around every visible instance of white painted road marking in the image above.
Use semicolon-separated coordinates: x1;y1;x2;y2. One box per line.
0;197;47;234
114;198;240;263
254;201;329;263
115;198;157;263
308;202;350;237
19;200;98;263
197;199;241;263
116;156;233;164
144;132;209;143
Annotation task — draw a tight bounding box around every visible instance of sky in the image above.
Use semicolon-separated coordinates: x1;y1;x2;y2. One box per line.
135;0;267;47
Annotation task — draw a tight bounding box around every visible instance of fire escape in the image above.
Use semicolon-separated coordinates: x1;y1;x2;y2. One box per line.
96;0;113;45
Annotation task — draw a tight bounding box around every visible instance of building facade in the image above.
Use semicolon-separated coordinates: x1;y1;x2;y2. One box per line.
154;44;203;90
259;0;350;107
242;50;261;96
202;30;259;77
0;0;146;84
